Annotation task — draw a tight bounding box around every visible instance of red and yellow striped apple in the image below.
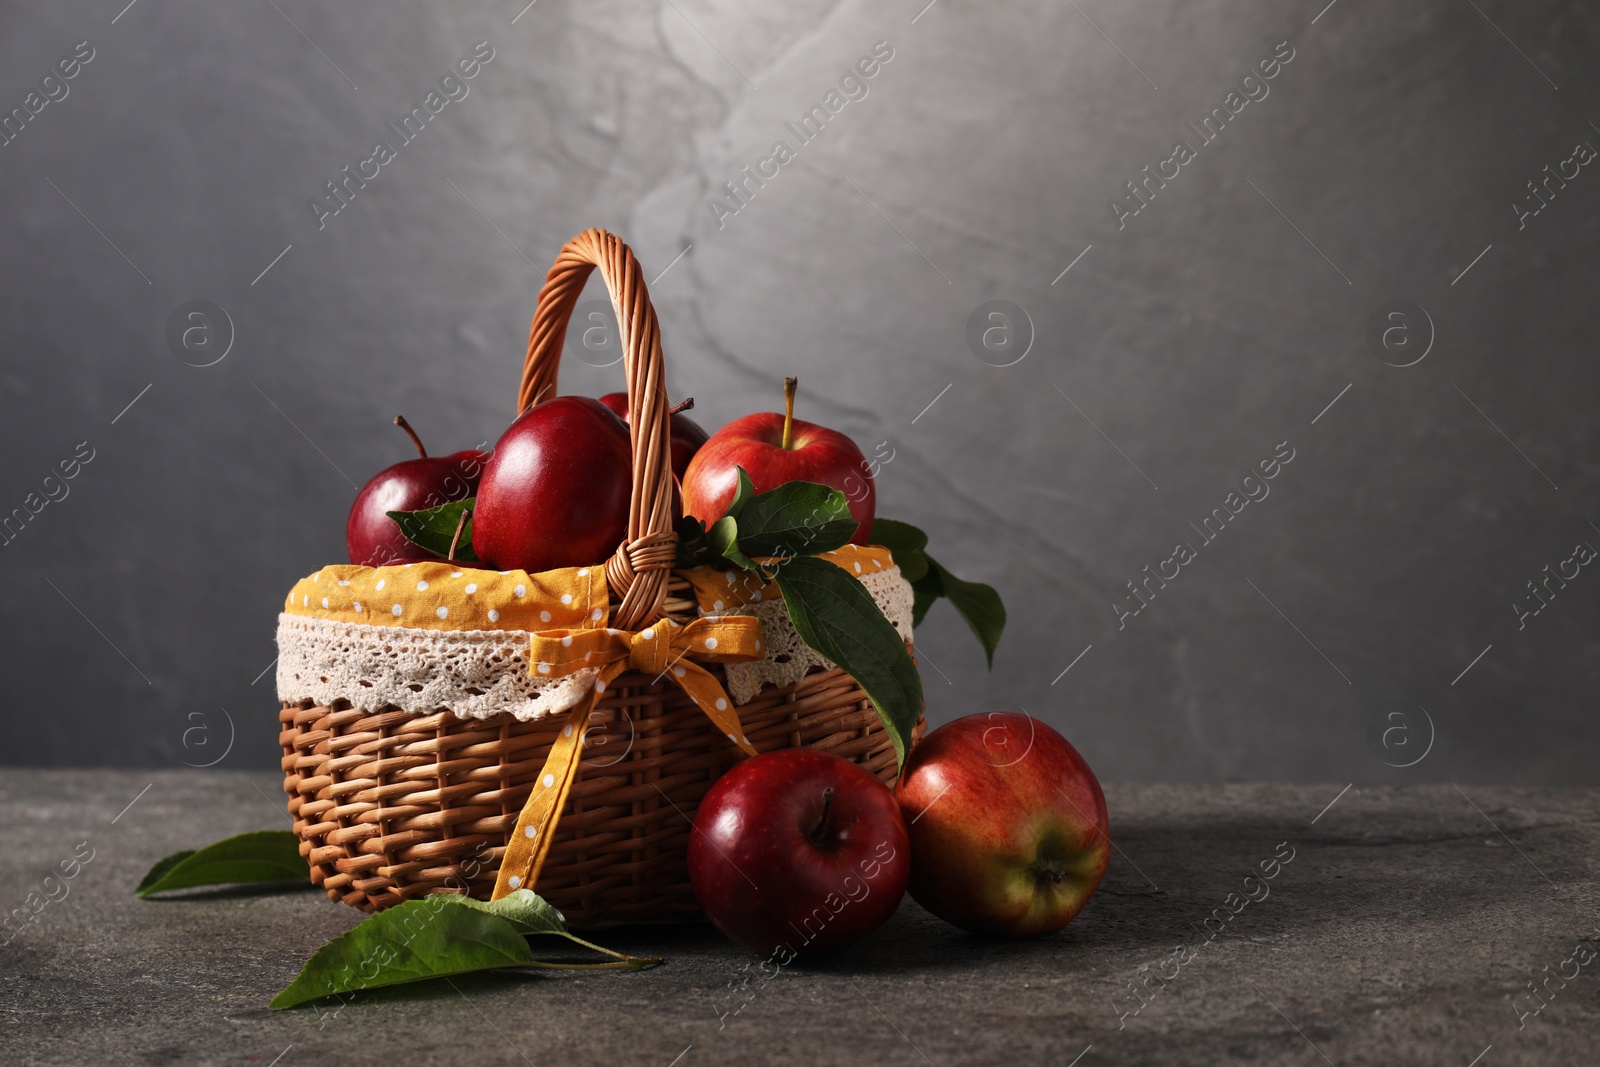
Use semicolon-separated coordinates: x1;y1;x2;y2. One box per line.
894;712;1109;937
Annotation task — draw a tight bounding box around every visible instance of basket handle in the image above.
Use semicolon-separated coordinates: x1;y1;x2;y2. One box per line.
518;229;676;630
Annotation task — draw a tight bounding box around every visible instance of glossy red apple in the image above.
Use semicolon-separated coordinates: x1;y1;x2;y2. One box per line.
345;416;489;567
682;378;875;545
472;395;632;574
597;392;708;482
689;749;910;959
895;712;1109;938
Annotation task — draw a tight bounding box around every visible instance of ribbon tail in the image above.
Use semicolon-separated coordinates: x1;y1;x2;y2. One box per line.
491;669;618;900
677;660;758;757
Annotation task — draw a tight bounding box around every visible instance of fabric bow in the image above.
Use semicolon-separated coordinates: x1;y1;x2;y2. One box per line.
491;614;766;901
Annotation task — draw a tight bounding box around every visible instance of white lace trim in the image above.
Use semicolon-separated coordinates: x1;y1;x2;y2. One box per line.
721;565;914;705
275;565;914;720
275;614;599;722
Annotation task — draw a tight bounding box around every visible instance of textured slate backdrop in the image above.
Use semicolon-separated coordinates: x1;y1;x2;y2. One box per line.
1;0;1595;782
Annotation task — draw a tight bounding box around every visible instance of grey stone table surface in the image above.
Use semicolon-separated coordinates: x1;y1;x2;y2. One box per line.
2;771;1596;1067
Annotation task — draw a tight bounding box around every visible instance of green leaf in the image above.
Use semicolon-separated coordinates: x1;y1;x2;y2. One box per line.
270;896;534;1009
771;556;923;767
134;851;195;896
871;518;1005;667
928;559;1006;669
709;516;758;572
272;891;662;1008
386;498;478;562
135;831;308;898
896;550;931;585
674;514;713;568
735;480;858;558
725;467;757;520
870;518;930;582
910;571;943;628
453;891;660;968
452;889;568;936
868;518;929;556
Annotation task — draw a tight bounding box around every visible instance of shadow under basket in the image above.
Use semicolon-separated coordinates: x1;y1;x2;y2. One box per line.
279;664;923;926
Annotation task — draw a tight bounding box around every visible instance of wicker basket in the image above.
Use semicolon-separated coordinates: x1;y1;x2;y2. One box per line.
278;229;923;925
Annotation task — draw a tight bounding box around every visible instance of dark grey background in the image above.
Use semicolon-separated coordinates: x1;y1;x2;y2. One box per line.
1;0;1594;782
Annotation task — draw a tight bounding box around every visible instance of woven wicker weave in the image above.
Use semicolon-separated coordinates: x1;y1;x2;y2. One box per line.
278;230;921;925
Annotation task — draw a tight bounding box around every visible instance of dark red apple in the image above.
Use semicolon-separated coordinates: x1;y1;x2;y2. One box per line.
682;378;874;544
895;712;1109;938
689;749;910;959
472;396;632;574
597;392;708;482
345;416;489;567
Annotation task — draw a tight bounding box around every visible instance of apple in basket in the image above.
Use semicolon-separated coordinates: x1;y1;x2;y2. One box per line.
682;378;876;545
472;395;633;574
597;392;709;482
688;749;910;959
346;416;489;567
894;712;1109;938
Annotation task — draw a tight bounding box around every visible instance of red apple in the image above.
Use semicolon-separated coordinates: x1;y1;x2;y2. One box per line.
597;392;709;482
895;712;1109;938
345;416;489;567
689;749;910;959
682;378;874;544
472;395;632;574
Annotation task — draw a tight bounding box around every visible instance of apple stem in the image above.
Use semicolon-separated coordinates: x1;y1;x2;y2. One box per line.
781;377;798;450
808;786;835;847
669;397;695;416
447;508;470;562
394;415;428;458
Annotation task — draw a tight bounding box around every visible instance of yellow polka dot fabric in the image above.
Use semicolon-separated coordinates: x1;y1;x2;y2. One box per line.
679;544;897;614
281;561;608;632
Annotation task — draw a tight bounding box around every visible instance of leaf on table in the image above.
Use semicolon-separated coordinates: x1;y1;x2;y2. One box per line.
452;889;568;936
135;831;308;899
772;555;923;767
451;891;659;969
386;498;478;562
272;891;662;1008
269;896;534;1009
133;851;195;897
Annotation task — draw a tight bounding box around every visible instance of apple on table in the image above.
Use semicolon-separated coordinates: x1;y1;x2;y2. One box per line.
895;712;1109;938
689;749;910;959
